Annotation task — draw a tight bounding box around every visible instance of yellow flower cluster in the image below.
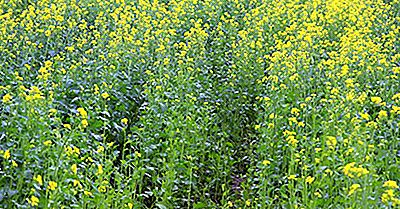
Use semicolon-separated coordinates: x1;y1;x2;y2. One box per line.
343;162;369;178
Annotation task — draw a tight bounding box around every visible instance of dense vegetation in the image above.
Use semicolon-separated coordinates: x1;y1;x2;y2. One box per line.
1;0;400;208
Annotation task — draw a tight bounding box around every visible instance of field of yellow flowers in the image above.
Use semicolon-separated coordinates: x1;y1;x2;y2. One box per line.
1;0;400;208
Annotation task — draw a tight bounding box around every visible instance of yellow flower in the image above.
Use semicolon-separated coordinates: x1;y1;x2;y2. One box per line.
378;110;387;119
73;146;80;155
348;184;361;195
383;180;399;189
359;112;370;120
77;107;88;118
371;96;382;105
86;157;93;163
45;30;51;37
84;190;93;196
43;140;52;146
326;136;337;149
97;146;104;153
71;164;77;175
262;160;271;166
382;189;395;204
12;160;18;167
255;124;261;130
32;93;43;100
65;46;74;52
135;151;141;158
314;191;322;198
305;176;315;184
393;198;400;207
28;195;39;207
63;124;72;129
3;149;10;159
81;119;88;128
245;199;251;206
343;162;369;178
325;169;333;176
343;162;356;178
331;88;339;95
73;179;81;188
291;108;300;116
99;185;107;192
392;106;400;115
121;118;128;125
128;203;133;209
287;136;298;147
227;201;233;207
38;67;48;74
288;117;297;125
288;175;297;180
101;92;110;99
48;181;57;191
34;175;43;186
392;93;400;100
268;123;274;128
2;93;12;103
97;164;104;175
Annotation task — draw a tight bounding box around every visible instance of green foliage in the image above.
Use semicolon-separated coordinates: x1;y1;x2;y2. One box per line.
1;0;400;208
